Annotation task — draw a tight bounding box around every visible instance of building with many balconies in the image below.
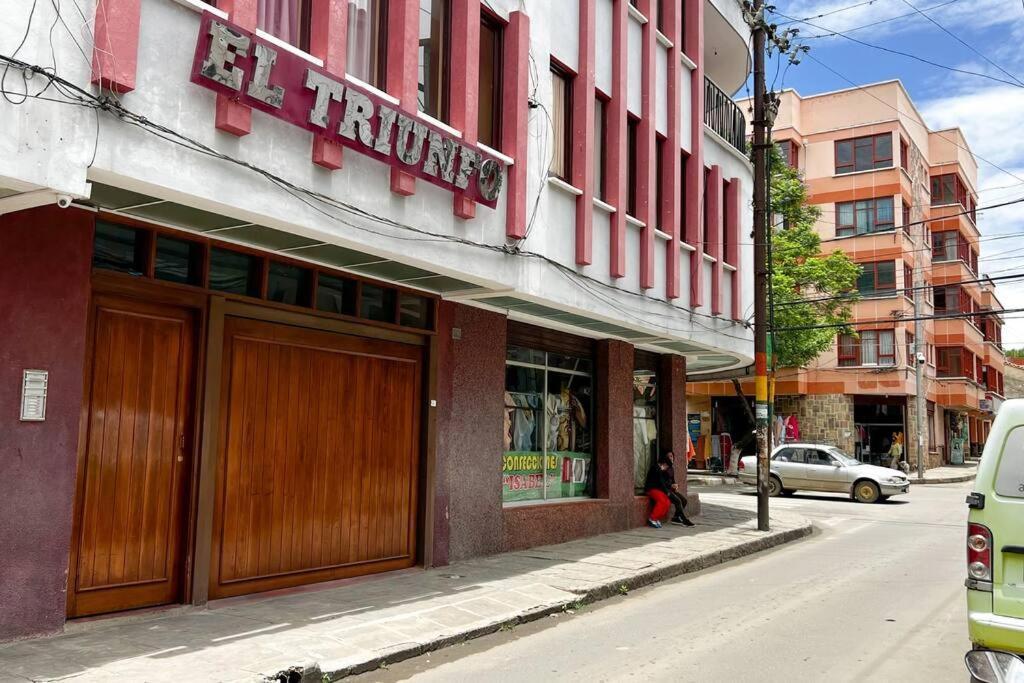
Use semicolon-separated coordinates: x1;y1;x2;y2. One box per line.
689;81;1005;471
0;0;753;640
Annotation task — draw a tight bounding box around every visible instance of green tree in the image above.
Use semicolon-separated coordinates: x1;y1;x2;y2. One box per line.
1007;348;1024;359
768;148;860;374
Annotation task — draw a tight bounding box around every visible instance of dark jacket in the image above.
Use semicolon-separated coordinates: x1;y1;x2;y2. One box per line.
645;460;675;493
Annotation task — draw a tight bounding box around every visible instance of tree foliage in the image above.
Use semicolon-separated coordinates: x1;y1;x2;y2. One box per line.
769;148;860;369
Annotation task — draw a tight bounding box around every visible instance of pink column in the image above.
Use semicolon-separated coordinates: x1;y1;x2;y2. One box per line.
449;0;482;220
606;0;628;278
309;0;348;170
572;0;596;265
684;0;704;306
726;177;742;321
636;0;656;290
387;0;419;196
215;0;257;136
663;0;682;299
91;0;141;93
502;11;530;239
707;165;723;315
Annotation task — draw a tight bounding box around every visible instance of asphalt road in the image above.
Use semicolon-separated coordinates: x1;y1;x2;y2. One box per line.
356;481;974;683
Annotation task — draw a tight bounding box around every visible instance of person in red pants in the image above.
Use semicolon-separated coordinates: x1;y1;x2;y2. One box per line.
645;453;695;528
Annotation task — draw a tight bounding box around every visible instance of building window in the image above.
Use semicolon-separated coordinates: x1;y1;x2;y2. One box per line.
857;260;897;297
931;173;970;208
903;263;914;298
680;152;688;238
906;330;915;365
210;247;262;297
777;140;797;168
549;63;572;181
838;330;896;367
835;133;892;174
702;165;711;247
656;0;665;32
937;347;974;379
931;230;977;273
93;222;148;275
594;96;607;200
633;365;658;492
836;197;894;237
723;178;732;262
477;11;502;149
927;401;936;448
900;137;909;171
902;201;912;235
346;0;387;89
627;115;639;216
418;0;450;121
257;0;312;50
655;135;665;230
504;346;593;503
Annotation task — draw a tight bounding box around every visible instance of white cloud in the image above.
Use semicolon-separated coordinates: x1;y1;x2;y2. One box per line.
779;0;1021;39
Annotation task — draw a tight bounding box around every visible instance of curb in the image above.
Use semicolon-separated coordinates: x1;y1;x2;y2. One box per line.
272;519;813;682
687;475;743;487
910;473;976;485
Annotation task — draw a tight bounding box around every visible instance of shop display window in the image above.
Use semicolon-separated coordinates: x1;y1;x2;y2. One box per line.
632;369;658;492
503;346;593;503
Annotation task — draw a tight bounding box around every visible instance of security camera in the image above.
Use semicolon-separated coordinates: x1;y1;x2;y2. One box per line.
56;194;73;209
916;352;926;365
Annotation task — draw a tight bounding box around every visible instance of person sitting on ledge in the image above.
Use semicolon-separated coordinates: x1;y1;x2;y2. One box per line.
645;452;695;528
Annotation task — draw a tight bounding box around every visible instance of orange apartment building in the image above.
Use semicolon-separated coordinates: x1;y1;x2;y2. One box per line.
689;81;1006;470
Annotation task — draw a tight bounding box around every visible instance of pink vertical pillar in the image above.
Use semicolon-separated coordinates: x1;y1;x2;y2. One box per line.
215;0;257;136
708;165;723;315
684;0;704;306
502;11;530;239
309;0;348;170
387;0;419;196
572;0;596;265
636;0;656;290
450;0;481;219
727;176;742;321
91;0;141;93
606;0;628;278
663;0;682;299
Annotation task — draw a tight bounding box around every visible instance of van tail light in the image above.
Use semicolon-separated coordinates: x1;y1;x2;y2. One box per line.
967;522;993;584
738;459;745;472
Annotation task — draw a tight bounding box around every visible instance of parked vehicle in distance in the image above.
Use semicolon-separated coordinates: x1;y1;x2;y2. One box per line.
738;443;910;503
964;399;1024;682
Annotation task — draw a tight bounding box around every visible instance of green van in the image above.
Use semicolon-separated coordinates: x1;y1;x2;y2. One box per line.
965;399;1024;681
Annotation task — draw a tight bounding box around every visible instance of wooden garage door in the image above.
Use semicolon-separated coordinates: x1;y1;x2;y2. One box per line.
68;296;196;617
209;317;422;598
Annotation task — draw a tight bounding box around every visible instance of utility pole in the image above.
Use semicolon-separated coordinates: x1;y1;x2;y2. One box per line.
750;0;770;532
914;197;927;479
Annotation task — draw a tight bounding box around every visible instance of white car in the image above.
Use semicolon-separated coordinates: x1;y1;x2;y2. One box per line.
738;443;910;503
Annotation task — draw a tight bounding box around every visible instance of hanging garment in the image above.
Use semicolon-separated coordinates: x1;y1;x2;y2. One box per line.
786;415;801;441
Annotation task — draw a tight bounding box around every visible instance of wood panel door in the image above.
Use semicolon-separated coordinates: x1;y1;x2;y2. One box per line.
209;317;422;599
68;296;196;617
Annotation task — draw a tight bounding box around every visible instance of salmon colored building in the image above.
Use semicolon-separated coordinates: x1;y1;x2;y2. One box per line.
689;81;1006;470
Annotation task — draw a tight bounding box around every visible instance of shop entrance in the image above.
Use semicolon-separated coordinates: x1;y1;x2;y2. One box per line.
67;295;197;617
853;396;906;466
208;316;422;599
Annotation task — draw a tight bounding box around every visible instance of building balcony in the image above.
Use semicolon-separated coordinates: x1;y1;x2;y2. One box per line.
935;377;985;412
704;77;746;154
705;0;752;94
934;317;985;355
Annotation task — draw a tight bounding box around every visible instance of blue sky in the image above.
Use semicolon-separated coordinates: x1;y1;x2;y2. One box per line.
753;0;1024;348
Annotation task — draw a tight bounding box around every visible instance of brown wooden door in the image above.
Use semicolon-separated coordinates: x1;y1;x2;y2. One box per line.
209;317;422;599
68;296;196;617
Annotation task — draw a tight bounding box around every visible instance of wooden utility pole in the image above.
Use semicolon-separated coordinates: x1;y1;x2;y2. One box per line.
750;0;770;531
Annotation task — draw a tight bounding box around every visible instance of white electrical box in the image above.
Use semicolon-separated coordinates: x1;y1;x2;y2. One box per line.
20;369;48;421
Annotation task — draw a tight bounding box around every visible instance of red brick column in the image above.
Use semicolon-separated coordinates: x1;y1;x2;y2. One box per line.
449;0;482;220
502;11;531;239
309;0;349;169
572;0;597;265
636;0;657;290
684;0;705;306
595;339;635;505
708;165;723;315
659;354;688;492
607;0;628;277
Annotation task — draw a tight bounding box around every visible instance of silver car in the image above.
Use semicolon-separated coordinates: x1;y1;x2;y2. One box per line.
738;443;910;503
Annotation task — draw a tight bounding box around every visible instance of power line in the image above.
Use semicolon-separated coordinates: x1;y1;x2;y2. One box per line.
771;305;1024;333
775;0;882;26
895;0;1024;88
774;271;1024;308
798;0;964;40
771;9;1024;89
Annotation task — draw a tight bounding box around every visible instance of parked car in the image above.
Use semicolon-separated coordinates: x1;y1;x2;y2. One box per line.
738;443;910;503
964;399;1024;682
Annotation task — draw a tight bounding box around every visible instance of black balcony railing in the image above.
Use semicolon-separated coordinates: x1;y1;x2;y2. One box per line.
704;77;746;154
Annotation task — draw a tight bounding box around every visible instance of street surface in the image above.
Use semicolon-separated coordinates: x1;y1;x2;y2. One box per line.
357;482;972;683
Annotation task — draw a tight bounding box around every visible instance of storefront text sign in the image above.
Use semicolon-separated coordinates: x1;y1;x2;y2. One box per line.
191;14;505;208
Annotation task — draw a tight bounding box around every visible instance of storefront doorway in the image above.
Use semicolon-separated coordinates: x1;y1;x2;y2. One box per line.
853;396;906;466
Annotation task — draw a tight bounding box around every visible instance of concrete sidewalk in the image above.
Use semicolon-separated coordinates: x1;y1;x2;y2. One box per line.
910;464;977;484
0;500;810;683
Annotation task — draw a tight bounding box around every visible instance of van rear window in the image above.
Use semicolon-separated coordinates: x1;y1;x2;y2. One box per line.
995;427;1024;499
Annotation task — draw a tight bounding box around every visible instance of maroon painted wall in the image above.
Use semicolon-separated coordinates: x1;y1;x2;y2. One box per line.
432;302;507;564
0;206;93;640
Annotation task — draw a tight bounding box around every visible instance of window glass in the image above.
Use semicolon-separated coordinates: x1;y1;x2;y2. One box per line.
836;140;852;166
154;235;203;285
549;65;571;180
93;222;147;275
209;248;262;297
995;427;1024;499
477;13;501;148
627;116;639;215
346;0;386;89
316;273;357;315
594;98;606;200
257;0;309;50
418;0;450;121
633;370;658;492
861;331;878;365
360;283;397;322
879;330;895;365
508;346;546;365
504;349;594;503
806;450;835;467
267;261;313;306
399;292;433;329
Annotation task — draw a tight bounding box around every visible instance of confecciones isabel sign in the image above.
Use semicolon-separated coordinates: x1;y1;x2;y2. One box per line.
190;13;506;208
